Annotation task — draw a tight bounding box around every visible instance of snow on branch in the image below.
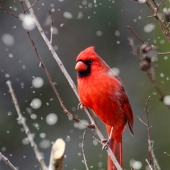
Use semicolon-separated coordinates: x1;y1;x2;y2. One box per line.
6;81;48;170
0;152;17;170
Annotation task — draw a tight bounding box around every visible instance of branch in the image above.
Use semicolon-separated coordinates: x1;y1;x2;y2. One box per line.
128;38;170;110
139;96;161;170
23;0;122;169
82;130;89;170
157;52;170;55
6;81;48;170
135;0;170;41
127;26;170;56
146;159;153;170
145;96;152;164
25;0;39;12
164;152;170;157
0;2;19;18
48;10;54;44
49;138;65;170
0;152;17;170
127;26;145;44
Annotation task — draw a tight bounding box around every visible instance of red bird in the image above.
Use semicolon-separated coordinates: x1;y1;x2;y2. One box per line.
75;47;134;170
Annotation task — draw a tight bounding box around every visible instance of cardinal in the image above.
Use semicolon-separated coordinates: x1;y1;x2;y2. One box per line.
75;46;134;170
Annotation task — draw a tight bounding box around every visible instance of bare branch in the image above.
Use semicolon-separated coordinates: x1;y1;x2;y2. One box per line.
164;152;170;157
157;52;170;55
145;96;161;170
145;96;152;164
146;159;153;170
25;0;39;12
6;81;48;170
0;152;17;170
20;0;25;13
49;138;65;170
127;27;170;56
128;38;170;110
82;130;89;170
0;2;19;18
127;26;145;44
48;10;54;44
93;136;102;144
23;1;122;169
137;116;147;127
144;0;170;40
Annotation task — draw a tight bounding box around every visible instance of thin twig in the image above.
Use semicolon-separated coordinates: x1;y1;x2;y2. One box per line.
147;73;165;102
23;1;122;169
6;81;48;170
157;52;170;55
25;0;39;12
93;136;102;144
82;130;89;170
144;0;170;40
20;0;25;13
144;96;161;170
137;116;148;126
0;152;17;170
146;159;153;170
129;38;170;110
0;2;19;18
127;26;145;44
164;152;170;157
145;96;152;164
128;27;170;56
48;10;54;44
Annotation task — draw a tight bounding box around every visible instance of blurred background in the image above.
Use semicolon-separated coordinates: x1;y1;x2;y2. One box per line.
0;0;170;169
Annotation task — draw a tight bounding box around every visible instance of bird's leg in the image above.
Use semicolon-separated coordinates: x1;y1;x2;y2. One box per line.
77;102;84;110
102;127;113;150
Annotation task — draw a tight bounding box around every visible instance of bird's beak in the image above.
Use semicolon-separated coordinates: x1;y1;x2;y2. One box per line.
75;61;87;71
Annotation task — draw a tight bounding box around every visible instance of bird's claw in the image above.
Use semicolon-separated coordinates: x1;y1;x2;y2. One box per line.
102;139;110;150
77;102;84;110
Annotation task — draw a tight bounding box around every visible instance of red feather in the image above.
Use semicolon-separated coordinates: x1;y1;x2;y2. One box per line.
75;46;134;170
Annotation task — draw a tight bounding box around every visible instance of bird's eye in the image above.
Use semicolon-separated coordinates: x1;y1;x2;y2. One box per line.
88;60;93;64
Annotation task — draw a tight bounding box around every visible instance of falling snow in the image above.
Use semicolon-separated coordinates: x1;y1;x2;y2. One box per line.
32;77;44;88
115;30;120;36
30;98;42;109
40;139;51;149
111;67;120;75
46;113;58;125
96;31;103;36
40;133;46;138
163;95;170;105
144;23;155;33
63;12;73;19
19;14;36;31
130;159;142;170
1;34;15;46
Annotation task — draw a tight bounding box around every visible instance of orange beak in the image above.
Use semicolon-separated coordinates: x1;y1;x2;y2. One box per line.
75;61;87;71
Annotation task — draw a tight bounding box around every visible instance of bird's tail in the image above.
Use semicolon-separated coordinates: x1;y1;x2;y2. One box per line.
106;125;122;170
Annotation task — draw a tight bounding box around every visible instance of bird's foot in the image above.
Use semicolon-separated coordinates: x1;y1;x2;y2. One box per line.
77;102;84;110
102;138;111;150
